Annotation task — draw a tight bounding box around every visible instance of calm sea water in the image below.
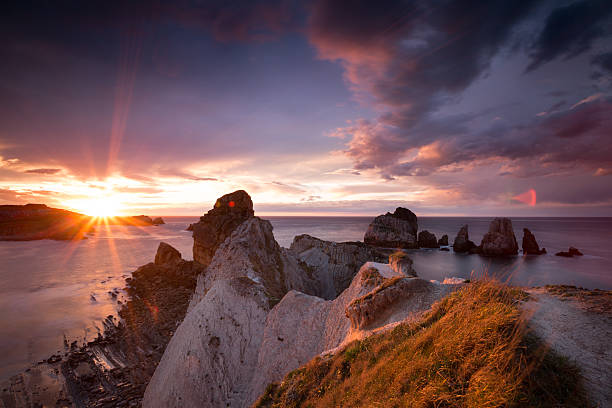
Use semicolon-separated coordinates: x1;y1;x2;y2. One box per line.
0;216;610;380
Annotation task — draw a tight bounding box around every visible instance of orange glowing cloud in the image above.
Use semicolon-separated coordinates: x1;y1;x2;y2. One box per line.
513;189;536;206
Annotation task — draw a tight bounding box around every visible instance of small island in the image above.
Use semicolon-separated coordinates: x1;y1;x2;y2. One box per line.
0;204;165;241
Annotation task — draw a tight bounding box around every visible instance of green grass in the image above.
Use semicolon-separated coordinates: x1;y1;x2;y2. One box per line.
254;280;590;408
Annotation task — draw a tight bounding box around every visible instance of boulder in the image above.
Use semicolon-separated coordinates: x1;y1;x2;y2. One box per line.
555;247;583;257
364;207;418;248
191;190;254;266
417;230;439;248
154;242;182;265
480;218;518;256
388;252;416;277
438;234;449;246
289;234;387;299
452;225;477;253
522;228;546;255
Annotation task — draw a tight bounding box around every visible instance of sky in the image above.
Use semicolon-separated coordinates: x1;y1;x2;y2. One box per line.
0;0;611;216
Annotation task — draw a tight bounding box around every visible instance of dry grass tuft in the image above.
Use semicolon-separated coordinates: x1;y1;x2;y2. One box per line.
254;280;590;408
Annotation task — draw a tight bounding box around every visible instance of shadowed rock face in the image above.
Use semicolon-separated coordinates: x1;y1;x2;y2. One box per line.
191;190;254;266
522;228;546;255
438;234;448;246
364;207;418;248
480;218;518;256
290;234;387;299
418;230;439;248
452;225;477;253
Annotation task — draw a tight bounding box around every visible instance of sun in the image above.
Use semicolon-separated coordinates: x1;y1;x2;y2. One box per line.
69;197;123;218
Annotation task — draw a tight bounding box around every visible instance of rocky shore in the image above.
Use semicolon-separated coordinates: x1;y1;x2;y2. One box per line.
1;192;607;407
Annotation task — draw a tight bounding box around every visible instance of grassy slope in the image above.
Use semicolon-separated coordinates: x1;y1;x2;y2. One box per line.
255;281;589;408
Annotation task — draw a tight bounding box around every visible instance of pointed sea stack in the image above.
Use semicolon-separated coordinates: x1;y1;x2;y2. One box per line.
364;207;418;248
438;234;449;246
191;190;254;266
480;218;518;256
522;228;546;255
452;225;477;253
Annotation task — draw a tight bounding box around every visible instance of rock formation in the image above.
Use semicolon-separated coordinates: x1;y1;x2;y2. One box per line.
152;217;165;225
289;234;387;299
438;234;449;246
190;190;255;266
155;242;182;265
417;230;439;248
0;203;92;240
364;207;418;248
452;225;477;253
144;198;455;407
522;228;546;255
555;247;584;257
388;251;416;277
480;218;518;256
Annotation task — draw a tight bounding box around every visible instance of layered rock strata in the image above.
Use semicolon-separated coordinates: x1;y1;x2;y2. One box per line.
364;207;418;248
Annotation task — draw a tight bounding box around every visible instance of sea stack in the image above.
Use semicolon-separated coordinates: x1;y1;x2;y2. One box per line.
522;228;546;255
480;218;518;256
364;207;418;248
190;190;254;266
452;225;477;253
417;230;439;248
438;234;449;246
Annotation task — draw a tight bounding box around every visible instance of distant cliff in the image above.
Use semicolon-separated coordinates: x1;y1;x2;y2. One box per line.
0;204;165;241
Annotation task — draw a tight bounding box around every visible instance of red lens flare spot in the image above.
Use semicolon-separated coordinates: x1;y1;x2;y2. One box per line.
228;201;235;208
512;189;536;206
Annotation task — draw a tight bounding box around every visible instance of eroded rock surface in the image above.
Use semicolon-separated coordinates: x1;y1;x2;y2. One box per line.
480;218;518;256
191;190;254;266
289;234;387;299
388;251;416;277
364;207;418;248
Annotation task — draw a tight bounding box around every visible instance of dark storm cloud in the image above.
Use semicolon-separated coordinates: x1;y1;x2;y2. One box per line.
592;51;612;74
308;0;612;184
526;0;612;72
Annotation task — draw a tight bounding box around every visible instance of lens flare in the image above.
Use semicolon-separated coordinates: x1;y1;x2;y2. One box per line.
512;189;536;206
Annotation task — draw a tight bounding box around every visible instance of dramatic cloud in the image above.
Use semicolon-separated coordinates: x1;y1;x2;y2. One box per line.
527;0;612;72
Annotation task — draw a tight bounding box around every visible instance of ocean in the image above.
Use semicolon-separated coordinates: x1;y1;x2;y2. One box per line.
0;216;610;380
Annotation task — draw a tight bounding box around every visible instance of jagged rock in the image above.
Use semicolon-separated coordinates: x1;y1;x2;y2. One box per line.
438;234;448;246
522;228;546;255
189;217;318;308
418;230;439;248
289;234;387;299
452;225;477;253
191;190;254;266
388;252;416;277
555;247;583;257
480;218;518;256
154;242;182;265
143;278;271;408
185;223;194;231
345;277;437;330
152;217;165;225
364;207;418;248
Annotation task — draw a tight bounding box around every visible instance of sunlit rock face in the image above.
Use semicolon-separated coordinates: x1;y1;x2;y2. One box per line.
480;218;518;256
154;242;181;265
191;190;254;266
289;234;387;299
364;207;418;248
